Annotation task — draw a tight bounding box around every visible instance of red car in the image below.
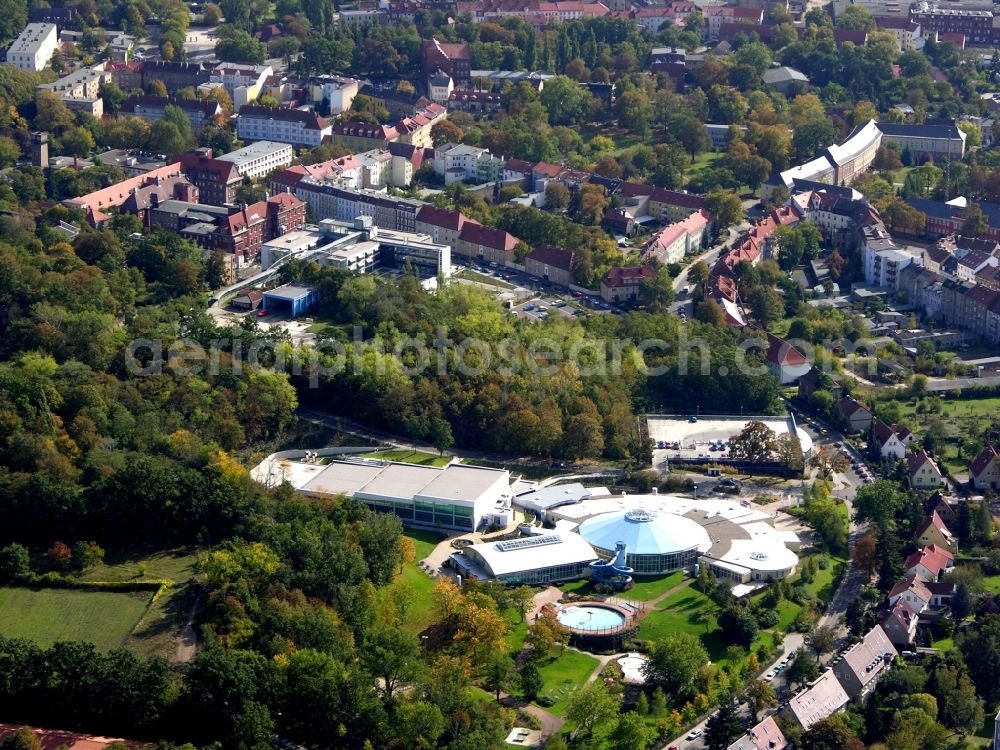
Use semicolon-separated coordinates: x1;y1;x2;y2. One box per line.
256;309;267;317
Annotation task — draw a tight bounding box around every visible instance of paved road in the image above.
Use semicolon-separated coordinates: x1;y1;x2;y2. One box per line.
670;223;750;315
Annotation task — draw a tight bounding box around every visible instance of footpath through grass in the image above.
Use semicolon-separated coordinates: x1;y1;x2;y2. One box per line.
0;587;153;652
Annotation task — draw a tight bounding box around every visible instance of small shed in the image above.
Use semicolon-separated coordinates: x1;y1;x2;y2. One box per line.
231;289;264;311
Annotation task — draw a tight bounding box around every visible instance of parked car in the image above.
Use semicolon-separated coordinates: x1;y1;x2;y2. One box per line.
686;730;703;740
764;670;777;681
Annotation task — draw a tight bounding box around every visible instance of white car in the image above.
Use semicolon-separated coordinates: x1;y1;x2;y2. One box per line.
686;730;703;740
764;670;777;681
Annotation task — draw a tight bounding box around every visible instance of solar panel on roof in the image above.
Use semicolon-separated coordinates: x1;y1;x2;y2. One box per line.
495;535;562;552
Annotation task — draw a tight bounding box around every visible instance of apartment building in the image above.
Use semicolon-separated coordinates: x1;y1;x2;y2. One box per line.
6;23;58;71
875;16;924;50
600;266;655;304
237;107;332;148
434;143;504;184
415;204;479;249
456;223;519;265
330;121;400;152
36;65;109;116
121;95;222;130
307;74;359;115
421;38;473;85
217;141;294;180
525;244;575;286
290;181;423;231
210;63;273;107
910;2;994;45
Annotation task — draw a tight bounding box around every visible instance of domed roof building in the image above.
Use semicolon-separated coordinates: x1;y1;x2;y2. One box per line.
578;508;712;575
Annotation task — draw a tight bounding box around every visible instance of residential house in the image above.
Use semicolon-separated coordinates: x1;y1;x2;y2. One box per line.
387;142;427;188
237;106;332;149
970;444;1000;490
448;88;504;114
955;249;999;282
457;223;520;265
888;573;955;612
917;511;956;551
601;208;636;237
525;244;575;287
904;544;954;580
831;625;897;698
907;450;945;490
648;188;707;223
600;266;655;304
428;69;454;103
727;716;788;750
785;670;850;730
879;600;919;647
926;493;958;525
394;103;447;149
876;16;924;50
872;420;908;460
838;397;874;433
764;332;810;385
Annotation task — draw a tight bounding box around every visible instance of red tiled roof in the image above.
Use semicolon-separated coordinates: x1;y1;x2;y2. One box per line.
0;724;148;750
416;204;478;231
838;396;871;418
459;222;519;250
602;265;655;288
906;449;938;477
527;243;574;272
904;543;953;576
764;332;807;366
873;420;897;447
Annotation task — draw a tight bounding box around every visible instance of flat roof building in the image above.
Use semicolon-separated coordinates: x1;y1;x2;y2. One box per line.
295;458;512;531
217;141;294;180
261;283;319;317
6;23;57;71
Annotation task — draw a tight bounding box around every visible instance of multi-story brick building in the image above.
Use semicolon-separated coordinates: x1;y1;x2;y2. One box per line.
422;38;472;85
176;149;244;207
910;3;994;45
600;266;655;304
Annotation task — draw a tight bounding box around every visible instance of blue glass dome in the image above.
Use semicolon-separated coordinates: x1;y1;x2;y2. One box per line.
578;508;712;557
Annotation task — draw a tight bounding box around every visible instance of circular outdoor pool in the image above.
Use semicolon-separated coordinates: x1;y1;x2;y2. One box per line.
556;604;627;631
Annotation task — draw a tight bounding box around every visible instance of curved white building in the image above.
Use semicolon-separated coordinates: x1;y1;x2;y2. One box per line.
578;508;712;575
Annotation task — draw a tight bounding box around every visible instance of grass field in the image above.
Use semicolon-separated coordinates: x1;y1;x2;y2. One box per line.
456;269;515;290
360;449;451;467
0;587;153;652
381;529;445;635
626;571;686;601
77;547;203;660
533;648;600;717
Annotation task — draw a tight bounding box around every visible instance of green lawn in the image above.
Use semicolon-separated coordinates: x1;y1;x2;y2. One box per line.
804;557;845;606
931;636;954;651
979;574;1000;594
381;531;445;635
0;587;153;652
626;571;686;602
360;449;452;467
898;396;1000;421
533;648;600;717
455;269;515;289
76;547;203;660
636;606;718;643
657;582;716;612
